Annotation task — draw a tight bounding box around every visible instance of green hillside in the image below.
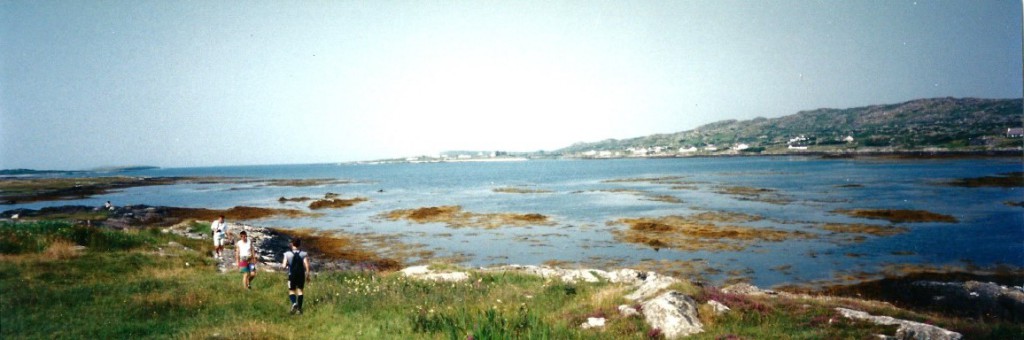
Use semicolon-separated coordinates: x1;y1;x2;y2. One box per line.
556;97;1022;155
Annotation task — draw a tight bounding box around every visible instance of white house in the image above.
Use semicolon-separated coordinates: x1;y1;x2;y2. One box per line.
1007;128;1024;138
732;143;750;151
679;146;698;153
628;147;650;156
843;136;855;143
704;145;718;152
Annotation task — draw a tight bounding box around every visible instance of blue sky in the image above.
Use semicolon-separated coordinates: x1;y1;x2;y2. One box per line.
2;1;1021;169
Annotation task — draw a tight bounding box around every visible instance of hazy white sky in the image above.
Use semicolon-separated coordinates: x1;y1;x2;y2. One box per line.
2;1;1021;169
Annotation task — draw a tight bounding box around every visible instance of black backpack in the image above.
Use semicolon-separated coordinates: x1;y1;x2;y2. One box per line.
289;250;305;276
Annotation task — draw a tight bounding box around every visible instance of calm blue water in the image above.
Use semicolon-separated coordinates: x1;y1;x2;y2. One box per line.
6;157;1022;287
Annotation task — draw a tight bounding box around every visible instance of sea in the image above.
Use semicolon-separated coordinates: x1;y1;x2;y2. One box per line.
5;156;1022;287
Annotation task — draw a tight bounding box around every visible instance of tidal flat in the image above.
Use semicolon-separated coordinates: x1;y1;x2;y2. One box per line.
2;157;1020;289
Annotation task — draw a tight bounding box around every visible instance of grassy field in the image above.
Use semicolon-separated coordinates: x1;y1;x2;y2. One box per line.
1;220;1019;339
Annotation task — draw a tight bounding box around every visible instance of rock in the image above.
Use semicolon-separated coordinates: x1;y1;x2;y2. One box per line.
581;317;606;329
641;291;704;338
618;304;641;317
903;280;1024;322
606;268;647;285
400;265;470;282
483;265;623;283
836;308;962;340
626;273;680;301
707;300;730;315
721;282;776;296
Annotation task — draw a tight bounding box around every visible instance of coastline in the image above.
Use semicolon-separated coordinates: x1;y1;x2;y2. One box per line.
2;215;1020;338
562;149;1023;161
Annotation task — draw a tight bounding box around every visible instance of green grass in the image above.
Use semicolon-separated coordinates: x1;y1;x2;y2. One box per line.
1;220;1018;339
188;220;212;234
0;220;156;253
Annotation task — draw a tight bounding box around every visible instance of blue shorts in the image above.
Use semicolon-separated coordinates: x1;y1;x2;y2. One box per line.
239;261;255;273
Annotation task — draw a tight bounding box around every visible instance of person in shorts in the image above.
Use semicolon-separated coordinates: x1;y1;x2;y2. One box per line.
212;216;227;258
282;238;311;314
235;231;257;289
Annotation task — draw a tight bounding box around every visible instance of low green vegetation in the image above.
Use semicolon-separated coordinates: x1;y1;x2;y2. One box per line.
555;97;1022;156
1;220;1017;339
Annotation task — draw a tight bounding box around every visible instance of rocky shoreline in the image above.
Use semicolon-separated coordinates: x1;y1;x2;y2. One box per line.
398;264;997;339
4;204;1022;338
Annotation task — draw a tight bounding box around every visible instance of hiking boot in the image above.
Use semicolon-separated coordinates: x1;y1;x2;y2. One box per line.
290;303;298;315
296;308;303;315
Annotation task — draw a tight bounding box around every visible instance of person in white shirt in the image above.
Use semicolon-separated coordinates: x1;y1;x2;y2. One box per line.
235;231;257;289
212;215;227;257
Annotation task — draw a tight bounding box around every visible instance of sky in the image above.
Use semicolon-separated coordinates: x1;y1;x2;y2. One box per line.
1;1;1021;170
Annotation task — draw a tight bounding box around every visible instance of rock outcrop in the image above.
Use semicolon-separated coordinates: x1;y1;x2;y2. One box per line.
907;280;1024;322
836;307;962;340
641;291;704;338
400;265;471;282
405;264;704;338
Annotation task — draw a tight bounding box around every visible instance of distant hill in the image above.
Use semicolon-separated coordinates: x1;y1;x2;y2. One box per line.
555;97;1022;155
0;166;158;176
0;169;78;176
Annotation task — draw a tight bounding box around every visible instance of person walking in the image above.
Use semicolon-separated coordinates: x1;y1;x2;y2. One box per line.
212;215;227;258
282;238;311;314
236;231;257;289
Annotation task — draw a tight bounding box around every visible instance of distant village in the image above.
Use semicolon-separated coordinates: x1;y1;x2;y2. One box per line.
368;127;1023;164
569;134;853;159
566;127;1023;159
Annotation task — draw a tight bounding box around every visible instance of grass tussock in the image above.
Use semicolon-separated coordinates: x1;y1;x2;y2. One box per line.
42;240;80;260
833;209;958;223
308;197;368;210
384;206;555;229
612;215;814;252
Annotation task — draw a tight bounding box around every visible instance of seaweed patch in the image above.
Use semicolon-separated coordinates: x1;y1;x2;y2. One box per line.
832;209;958;223
383;206;555;229
611;213;814;252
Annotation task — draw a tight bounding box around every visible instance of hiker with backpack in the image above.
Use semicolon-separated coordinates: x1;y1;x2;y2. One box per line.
282;238;311;315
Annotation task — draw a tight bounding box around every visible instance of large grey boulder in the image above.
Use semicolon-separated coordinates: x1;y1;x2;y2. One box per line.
836;307;962;340
641;291;704;338
626;273;681;301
